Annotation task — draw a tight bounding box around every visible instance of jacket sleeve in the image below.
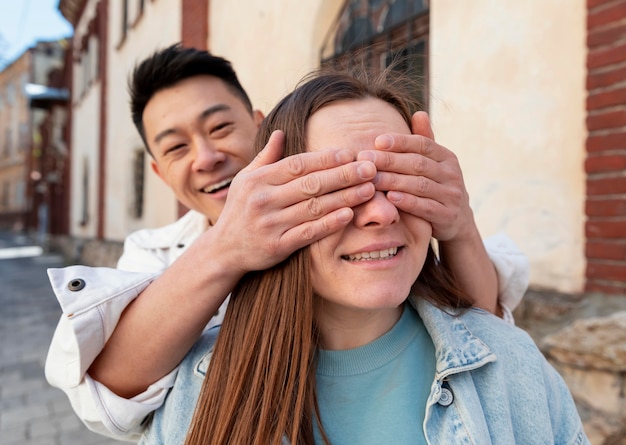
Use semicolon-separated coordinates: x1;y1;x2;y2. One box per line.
541;360;591;445
44;264;175;440
483;232;529;323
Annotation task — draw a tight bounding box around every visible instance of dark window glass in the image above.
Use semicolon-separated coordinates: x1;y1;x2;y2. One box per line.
321;0;429;109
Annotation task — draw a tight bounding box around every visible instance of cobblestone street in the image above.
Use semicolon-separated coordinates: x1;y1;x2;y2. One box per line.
0;232;121;445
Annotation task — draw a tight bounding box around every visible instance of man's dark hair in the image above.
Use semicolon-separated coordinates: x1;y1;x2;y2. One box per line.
129;43;253;154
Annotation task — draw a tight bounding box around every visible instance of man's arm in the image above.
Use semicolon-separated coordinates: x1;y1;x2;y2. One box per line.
88;131;377;398
359;111;504;313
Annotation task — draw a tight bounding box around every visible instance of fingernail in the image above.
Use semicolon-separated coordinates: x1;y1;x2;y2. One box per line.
386;191;402;202
376;134;394;149
357;183;374;198
337;208;353;223
357;162;376;178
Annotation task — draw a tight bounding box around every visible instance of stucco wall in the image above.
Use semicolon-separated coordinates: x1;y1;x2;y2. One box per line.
429;0;587;293
69;83;101;238
209;0;343;113
68;0;100;238
104;0;182;240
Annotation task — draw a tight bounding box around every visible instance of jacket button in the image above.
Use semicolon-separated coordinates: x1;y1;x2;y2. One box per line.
438;383;454;407
68;279;86;292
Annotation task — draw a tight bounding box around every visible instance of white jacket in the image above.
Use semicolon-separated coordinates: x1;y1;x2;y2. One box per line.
44;210;529;442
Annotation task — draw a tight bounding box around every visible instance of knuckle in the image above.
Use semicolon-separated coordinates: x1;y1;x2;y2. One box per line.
415;177;429;195
305;197;324;218
424;199;438;217
286;155;306;176
299;224;316;242
422;139;435;156
301;174;323;196
339;165;354;186
248;191;272;211
412;155;428;174
449;187;463;204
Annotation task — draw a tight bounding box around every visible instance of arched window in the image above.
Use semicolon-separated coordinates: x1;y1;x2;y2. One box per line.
321;0;429;108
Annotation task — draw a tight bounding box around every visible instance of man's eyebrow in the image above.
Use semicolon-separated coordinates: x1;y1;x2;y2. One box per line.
153;104;232;145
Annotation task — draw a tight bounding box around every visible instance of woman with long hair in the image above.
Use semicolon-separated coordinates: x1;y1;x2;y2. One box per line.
139;69;588;445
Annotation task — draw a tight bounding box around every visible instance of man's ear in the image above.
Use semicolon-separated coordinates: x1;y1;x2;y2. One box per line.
150;160;166;184
253;109;265;128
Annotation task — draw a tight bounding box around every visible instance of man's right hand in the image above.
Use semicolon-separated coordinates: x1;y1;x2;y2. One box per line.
212;129;377;276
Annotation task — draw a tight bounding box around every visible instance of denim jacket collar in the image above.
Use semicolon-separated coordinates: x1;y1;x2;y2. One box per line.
409;297;497;380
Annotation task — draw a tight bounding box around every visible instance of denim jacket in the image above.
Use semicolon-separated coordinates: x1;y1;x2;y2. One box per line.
139;298;589;445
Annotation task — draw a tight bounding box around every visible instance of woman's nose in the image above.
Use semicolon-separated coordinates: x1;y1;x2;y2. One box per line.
191;139;226;171
352;191;400;228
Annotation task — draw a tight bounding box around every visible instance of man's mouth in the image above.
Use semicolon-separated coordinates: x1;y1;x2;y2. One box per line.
201;177;233;194
342;246;399;262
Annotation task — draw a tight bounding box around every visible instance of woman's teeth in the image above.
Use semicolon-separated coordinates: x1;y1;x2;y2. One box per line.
344;247;398;262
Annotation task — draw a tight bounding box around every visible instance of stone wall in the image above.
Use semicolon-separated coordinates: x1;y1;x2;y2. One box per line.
514;291;626;444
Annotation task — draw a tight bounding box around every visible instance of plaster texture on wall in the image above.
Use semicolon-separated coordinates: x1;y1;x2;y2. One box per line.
69;85;101;238
67;0;100;239
104;0;182;240
209;0;343;113
430;0;587;293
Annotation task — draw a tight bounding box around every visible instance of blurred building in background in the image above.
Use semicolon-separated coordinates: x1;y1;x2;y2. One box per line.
0;39;69;242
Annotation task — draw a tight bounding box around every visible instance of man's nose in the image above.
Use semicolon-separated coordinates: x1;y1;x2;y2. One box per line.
191;138;226;171
352;191;400;228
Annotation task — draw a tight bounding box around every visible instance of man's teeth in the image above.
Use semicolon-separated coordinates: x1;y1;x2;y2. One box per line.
202;178;232;193
345;247;398;262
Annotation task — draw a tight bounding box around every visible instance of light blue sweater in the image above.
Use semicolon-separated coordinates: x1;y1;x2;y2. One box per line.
315;305;434;444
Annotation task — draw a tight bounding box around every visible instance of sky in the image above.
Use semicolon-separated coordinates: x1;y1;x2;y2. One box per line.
0;0;73;71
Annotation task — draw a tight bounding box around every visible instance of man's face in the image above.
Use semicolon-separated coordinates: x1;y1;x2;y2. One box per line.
143;75;263;223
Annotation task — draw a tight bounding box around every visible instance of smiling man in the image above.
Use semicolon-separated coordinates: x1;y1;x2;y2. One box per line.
45;44;529;441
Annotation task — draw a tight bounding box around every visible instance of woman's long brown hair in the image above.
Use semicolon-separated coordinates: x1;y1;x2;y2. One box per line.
185;68;473;445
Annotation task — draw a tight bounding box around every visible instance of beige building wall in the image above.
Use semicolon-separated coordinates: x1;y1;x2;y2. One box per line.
209;0;343;113
68;0;101;238
429;0;587;293
69;82;101;238
105;0;182;240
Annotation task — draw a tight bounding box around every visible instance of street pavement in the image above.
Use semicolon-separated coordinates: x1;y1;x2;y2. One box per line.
0;232;121;445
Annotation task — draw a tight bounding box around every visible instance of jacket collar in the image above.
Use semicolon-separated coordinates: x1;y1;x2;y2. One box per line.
129;210;208;250
410;297;497;380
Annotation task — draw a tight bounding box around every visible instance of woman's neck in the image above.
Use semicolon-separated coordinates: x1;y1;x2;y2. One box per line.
316;303;404;350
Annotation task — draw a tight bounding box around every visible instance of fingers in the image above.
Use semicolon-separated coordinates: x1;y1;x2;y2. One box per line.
385;191;459;240
411;111;435;140
279;207;356;248
245;130;285;171
248;130;364;182
249;157;377;212
360;149;448;183
269;180;375;227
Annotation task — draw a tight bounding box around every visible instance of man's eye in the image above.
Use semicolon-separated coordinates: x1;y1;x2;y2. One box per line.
165;144;185;154
211;122;233;135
